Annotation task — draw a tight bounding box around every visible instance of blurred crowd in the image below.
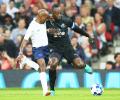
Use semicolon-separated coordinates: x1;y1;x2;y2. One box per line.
0;0;120;70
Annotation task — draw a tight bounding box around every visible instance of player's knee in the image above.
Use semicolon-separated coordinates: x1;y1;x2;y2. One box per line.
37;60;46;72
38;65;46;72
73;57;85;69
49;57;59;70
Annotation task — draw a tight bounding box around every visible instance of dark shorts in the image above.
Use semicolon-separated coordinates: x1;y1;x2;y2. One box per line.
32;46;49;63
49;45;79;64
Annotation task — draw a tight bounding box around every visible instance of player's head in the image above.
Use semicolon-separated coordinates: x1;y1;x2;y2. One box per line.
37;9;49;23
52;4;61;20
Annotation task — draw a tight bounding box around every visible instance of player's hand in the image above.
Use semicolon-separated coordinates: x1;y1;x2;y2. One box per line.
16;54;24;63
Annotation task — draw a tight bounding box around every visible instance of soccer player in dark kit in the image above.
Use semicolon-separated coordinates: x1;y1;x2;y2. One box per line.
46;4;94;96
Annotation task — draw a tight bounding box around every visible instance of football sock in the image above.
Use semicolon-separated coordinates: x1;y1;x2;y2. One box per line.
40;72;48;94
19;56;39;71
49;69;57;91
26;59;39;71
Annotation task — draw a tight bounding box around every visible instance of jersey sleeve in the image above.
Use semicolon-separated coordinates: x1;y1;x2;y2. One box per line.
62;16;73;28
72;24;90;37
62;16;89;37
24;25;32;40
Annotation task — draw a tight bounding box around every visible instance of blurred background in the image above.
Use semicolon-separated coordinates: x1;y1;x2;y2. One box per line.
0;0;120;71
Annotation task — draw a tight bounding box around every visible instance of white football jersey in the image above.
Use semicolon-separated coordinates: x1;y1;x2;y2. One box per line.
24;18;48;47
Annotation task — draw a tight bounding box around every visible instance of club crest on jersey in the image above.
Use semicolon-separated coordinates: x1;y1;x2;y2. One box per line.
61;24;65;28
50;49;53;52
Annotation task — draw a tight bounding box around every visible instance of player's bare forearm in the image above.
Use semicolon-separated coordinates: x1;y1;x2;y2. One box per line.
19;39;28;54
16;39;28;63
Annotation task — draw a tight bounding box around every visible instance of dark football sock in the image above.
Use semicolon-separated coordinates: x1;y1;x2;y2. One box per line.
49;69;57;91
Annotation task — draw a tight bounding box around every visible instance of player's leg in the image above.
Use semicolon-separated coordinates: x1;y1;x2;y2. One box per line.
64;46;93;74
72;57;93;74
18;55;50;96
48;52;61;96
32;47;50;96
37;59;50;96
49;68;56;96
19;55;40;71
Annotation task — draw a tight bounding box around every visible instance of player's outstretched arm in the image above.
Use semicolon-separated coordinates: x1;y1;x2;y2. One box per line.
71;23;94;44
16;39;28;62
71;23;90;37
63;16;94;44
63;16;90;38
19;39;28;55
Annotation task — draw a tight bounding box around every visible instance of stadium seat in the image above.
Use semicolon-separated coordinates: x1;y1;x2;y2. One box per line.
107;55;115;62
99;62;106;69
115;47;120;53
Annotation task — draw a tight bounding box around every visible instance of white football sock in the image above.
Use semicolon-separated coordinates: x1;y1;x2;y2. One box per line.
19;56;39;71
26;59;39;71
40;72;48;95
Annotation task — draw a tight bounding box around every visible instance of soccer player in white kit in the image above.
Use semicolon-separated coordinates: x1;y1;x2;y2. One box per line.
17;9;50;96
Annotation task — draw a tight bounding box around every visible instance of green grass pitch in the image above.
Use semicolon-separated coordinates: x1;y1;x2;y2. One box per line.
0;88;120;100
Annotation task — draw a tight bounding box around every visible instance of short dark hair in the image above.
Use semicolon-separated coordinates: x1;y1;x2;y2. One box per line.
106;61;114;65
9;0;15;3
52;4;59;10
114;52;120;59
